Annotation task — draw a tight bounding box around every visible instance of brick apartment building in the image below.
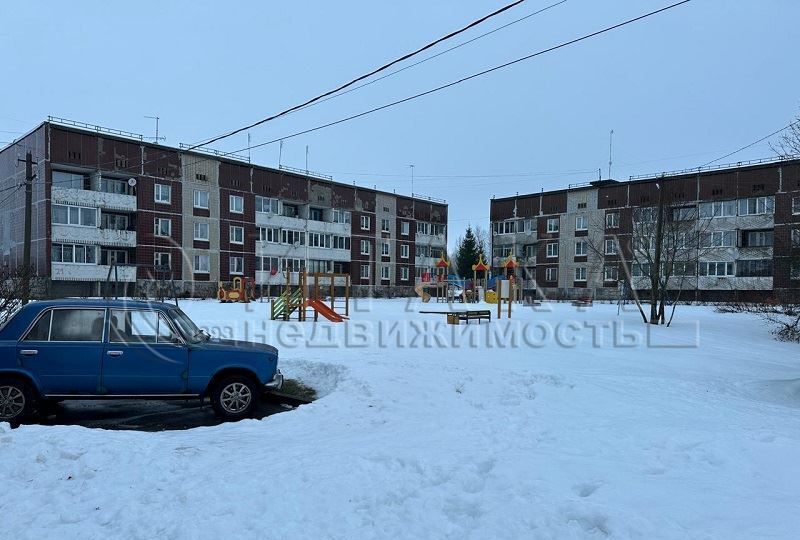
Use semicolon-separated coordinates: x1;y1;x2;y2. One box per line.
490;158;800;302
0;118;448;298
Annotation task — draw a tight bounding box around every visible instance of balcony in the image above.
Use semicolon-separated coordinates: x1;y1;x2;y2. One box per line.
254;212;351;236
51;224;137;248
52;186;137;212
51;263;137;282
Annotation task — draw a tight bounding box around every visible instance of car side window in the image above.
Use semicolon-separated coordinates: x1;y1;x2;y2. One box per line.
48;309;106;342
110;310;179;344
23;310;52;341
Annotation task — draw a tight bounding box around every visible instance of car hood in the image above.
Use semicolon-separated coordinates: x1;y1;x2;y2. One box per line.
197;338;278;356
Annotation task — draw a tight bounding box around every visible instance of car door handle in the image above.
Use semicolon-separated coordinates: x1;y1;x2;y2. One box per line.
107;350;124;357
20;349;38;356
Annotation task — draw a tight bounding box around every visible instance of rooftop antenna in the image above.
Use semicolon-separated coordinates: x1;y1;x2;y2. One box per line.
608;129;614;179
278;139;284;168
247;132;251;162
144;116;165;143
598;168;602;181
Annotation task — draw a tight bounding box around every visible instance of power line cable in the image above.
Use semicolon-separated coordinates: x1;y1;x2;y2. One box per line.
699;119;800;167
226;1;692;157
250;1;568;121
187;0;529;150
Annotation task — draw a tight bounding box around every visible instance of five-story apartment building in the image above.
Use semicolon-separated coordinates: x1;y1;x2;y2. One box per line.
0;119;447;298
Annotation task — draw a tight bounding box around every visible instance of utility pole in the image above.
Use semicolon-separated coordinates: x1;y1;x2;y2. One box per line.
19;151;34;305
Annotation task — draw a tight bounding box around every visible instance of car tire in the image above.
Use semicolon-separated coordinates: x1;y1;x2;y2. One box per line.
210;375;259;420
0;378;35;423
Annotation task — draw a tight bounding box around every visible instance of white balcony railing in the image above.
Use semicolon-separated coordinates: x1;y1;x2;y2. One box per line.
51;263;137;282
51;224;136;247
52;186;137;212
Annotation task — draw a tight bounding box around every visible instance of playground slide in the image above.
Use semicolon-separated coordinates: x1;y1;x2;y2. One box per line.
414;283;431;303
306;299;345;322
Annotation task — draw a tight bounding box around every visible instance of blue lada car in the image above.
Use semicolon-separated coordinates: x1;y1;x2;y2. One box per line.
0;299;283;422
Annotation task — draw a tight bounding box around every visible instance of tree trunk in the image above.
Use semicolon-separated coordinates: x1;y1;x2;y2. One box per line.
650;180;665;325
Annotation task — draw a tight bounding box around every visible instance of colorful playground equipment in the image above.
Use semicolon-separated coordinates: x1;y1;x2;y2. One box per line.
270;270;351;322
218;277;255;303
469;254;490;302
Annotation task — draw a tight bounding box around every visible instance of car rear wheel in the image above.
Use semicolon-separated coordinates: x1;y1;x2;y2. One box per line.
211;375;259;420
0;379;34;422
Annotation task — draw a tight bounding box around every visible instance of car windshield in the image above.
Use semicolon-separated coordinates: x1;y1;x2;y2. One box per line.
169;308;206;343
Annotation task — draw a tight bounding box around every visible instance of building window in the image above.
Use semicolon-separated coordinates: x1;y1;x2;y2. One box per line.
309;207;324;221
381;266;390;280
432;223;445;236
417;222;430;235
736;259;772;277
699;200;735;218
332;209;351;224
281;229;305;246
672;206;695;221
255;196;280;214
575;215;588;231
52;170;86;190
577;202;587;209
699;261;735;277
381;218;390;232
230;225;244;245
257;256;279;272
193;189;209;209
699;231;734;248
670;261;696;277
606;212;619;228
793;197;800;215
604;238;618;255
632;263;651;277
575;241;587;256
194;254;210;273
546;242;558;258
281;258;305;272
360;264;370;280
101;213;129;231
154;218;171;237
604;266;618;282
792;228;800;248
791;261;800;280
229;195;244;214
194;222;209;241
154;184;171;204
259;227;280;244
738;196;774;216
52;204;98;227
400;244;409;259
332;235;350;250
230;256;244;275
744;230;773;247
51;244;97;264
154;252;171;269
360;240;371;255
574;267;587;282
545;267;557;282
546;218;559;233
401;267;409;281
358;215;370;231
381;242;390;256
401;221;410;236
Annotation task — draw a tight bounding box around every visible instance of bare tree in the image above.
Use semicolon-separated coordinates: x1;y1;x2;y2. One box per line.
585;187;716;326
770;113;800;158
0;266;31;326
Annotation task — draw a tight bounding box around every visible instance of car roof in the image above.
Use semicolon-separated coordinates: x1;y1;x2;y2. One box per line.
26;299;179;310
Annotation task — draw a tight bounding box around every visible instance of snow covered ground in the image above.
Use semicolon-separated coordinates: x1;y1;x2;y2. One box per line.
3;298;800;539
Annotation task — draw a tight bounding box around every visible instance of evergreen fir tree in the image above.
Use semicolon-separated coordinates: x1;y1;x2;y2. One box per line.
455;226;480;278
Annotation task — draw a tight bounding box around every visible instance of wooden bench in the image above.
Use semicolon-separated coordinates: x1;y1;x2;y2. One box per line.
571;296;593;307
421;310;492;325
457;310;492;324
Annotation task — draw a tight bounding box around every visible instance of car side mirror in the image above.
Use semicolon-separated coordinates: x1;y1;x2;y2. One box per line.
172;337;184;345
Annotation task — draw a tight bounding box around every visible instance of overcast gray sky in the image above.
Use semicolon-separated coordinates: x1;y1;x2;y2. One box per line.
2;1;798;248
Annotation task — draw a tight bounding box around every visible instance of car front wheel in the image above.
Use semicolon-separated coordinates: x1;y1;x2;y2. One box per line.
210;375;259;420
0;379;34;423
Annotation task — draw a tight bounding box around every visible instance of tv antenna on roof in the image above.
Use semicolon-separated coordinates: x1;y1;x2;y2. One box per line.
145;116;166;143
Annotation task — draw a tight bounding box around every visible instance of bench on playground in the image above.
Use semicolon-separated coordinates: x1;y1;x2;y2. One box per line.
420;310;492;325
571;296;593;307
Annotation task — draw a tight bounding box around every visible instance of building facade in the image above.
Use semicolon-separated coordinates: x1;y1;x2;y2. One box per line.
490;158;800;302
0;119;448;298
